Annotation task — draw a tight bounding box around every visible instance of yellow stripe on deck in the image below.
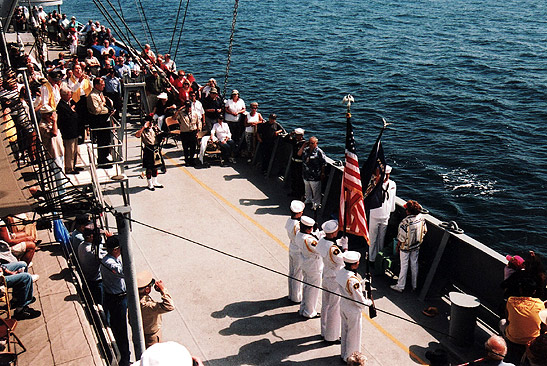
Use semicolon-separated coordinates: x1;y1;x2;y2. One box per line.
166;154;426;365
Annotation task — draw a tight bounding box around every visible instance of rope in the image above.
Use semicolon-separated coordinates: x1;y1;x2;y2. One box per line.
92;0;135;51
136;0;158;55
222;0;239;98
168;0;185;55
133;0;151;46
116;0;129;41
172;0;191;62
117;213;453;338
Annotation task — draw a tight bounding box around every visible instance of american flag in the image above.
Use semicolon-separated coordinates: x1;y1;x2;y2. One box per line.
339;115;369;241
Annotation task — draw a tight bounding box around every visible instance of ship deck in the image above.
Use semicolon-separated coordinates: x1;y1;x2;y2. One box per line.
94;133;489;365
11;128;498;365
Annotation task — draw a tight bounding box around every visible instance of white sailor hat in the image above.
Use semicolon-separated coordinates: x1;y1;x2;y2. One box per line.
386;165;392;174
300;216;315;227
290;200;305;213
136;270;155;288
231;89;239;95
294;128;305;135
136;341;193;366
343;251;361;263
39;104;55;114
157;92;168;100
321;220;339;234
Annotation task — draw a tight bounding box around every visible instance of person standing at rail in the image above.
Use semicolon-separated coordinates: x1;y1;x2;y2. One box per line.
391;200;427;293
100;236;130;366
317;220;347;343
298;136;326;210
286;200;305;303
296;216;323;318
336;251;372;363
368;165;397;264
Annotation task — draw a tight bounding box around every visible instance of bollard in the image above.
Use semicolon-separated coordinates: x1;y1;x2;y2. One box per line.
449;292;480;346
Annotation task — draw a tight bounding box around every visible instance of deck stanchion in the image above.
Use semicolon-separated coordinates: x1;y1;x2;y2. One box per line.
115;206;145;360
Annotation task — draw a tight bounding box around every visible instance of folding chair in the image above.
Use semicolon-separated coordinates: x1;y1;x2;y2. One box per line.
163;116;181;148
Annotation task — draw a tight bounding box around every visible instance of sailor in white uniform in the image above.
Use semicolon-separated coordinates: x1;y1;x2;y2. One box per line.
296;216;323;318
285;200;305;303
316;220;347;342
336;251;372;362
368;164;397;263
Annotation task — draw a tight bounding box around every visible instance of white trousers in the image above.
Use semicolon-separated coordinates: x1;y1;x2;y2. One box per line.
288;249;303;303
395;249;419;291
304;180;321;208
321;277;341;341
340;303;362;362
299;269;321;318
368;216;388;262
198;135;210;163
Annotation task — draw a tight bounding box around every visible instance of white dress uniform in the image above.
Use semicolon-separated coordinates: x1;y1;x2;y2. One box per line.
368;176;397;262
286;217;303;302
336;258;372;362
317;236;345;341
297;230;323;318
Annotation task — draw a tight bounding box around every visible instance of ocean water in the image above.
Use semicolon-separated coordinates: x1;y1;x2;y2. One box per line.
59;0;547;256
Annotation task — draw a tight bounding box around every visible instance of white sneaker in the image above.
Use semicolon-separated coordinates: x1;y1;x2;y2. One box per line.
390;285;403;293
31;274;39;282
28;262;33;268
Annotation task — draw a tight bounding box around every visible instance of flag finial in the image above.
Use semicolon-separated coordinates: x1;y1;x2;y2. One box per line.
342;94;354;109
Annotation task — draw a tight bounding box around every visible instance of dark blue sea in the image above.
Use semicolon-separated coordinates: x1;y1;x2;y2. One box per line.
60;0;547;257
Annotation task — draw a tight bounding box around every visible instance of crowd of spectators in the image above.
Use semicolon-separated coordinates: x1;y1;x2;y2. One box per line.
497;251;547;365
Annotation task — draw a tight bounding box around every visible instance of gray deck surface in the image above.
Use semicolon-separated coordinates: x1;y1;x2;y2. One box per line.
98;135;487;365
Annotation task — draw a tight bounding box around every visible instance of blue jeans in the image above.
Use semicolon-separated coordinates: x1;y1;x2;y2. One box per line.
4;261;33;308
219;139;236;159
104;293;130;366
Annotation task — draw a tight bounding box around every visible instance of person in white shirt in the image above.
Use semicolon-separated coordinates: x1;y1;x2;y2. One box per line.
336;251;372;362
316;220;347;342
368;165;397;263
224;89;246;147
296;216;323;319
211;115;236;164
285;200;305;303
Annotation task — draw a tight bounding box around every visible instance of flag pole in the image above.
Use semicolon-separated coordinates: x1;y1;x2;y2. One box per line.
341;94;354;238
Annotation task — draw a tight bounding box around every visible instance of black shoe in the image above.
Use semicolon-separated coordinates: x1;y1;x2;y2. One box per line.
14;306;41;320
66;170;79;175
75;167;85;172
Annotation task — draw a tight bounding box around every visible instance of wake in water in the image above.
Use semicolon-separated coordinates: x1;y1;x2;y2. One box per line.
440;168;503;197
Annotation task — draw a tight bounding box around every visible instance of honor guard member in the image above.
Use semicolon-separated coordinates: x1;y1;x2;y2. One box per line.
316;220;348;342
137;271;175;348
286;200;305;303
336;251;372;363
296;216;323;318
368;165;397;263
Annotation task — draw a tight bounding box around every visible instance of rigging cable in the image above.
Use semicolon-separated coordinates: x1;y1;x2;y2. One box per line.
172;0;191;62
91;0;136;51
119;213;454;339
116;0;129;42
132;0;151;46
222;0;239;98
168;0;185;55
135;0;159;55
